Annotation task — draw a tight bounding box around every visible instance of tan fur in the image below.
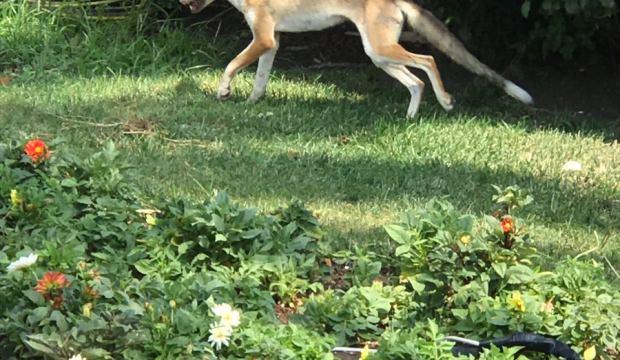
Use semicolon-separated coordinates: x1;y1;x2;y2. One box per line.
181;0;533;118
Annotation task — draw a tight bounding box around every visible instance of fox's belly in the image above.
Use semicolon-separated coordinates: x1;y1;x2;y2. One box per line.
275;13;347;32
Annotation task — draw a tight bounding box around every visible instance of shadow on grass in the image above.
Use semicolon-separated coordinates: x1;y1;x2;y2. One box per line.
265;68;619;140
2;72;618;234
168;68;619;140
4;65;617;140
136;142;619;234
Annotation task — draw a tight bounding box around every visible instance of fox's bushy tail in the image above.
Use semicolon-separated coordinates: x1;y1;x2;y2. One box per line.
396;0;533;104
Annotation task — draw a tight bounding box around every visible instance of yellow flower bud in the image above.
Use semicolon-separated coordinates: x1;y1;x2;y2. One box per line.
360;344;370;360
508;292;526;312
82;302;93;318
10;189;22;207
146;214;157;227
583;345;596;360
459;234;472;245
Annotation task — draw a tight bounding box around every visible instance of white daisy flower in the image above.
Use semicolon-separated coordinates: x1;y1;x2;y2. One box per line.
219;309;241;328
208;325;231;350
562;160;583;172
211;303;232;317
68;355;86;360
7;253;38;272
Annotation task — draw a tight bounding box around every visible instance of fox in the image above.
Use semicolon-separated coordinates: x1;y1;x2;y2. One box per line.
180;0;533;118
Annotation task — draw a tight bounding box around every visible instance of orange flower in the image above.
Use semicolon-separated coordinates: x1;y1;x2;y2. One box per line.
24;139;50;163
540;299;554;313
500;216;515;234
35;272;70;301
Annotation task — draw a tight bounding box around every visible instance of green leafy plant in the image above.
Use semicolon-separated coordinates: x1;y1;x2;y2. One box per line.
369;320;456;360
521;0;617;58
1;138;618;359
384;193;538;317
418;0;617;60
300;281;419;343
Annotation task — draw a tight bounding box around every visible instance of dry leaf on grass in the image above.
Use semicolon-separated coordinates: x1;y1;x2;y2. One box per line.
0;75;14;86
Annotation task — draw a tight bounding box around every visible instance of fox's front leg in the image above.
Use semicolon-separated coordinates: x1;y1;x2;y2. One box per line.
248;33;280;103
217;16;277;100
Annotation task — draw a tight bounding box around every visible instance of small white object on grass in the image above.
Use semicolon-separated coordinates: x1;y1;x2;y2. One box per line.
562;160;583;172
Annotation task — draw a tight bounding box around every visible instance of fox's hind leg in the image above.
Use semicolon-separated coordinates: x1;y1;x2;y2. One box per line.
380;65;425;118
375;45;454;111
358;0;454;111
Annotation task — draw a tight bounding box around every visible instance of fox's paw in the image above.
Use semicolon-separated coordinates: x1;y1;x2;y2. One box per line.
440;94;455;111
247;92;264;103
406;109;418;119
217;87;232;101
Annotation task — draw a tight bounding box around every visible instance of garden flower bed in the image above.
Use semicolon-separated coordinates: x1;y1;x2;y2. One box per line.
1;139;618;359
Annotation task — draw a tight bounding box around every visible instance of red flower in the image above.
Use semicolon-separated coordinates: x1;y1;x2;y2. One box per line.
24;139;50;163
500;216;515;234
35;272;70;302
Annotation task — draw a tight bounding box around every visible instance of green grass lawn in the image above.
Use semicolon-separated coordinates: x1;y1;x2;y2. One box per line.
1;3;618;270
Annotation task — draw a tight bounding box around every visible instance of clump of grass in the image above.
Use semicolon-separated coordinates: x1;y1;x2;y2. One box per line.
0;0;231;77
